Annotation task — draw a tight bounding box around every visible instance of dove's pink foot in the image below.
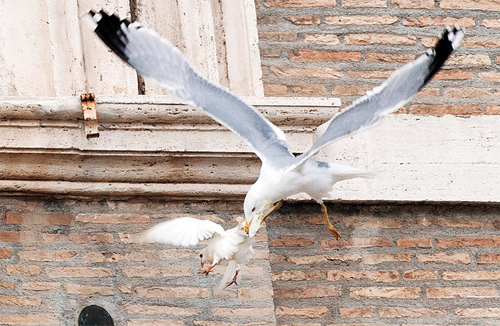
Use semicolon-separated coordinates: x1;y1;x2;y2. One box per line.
198;263;217;275
225;270;240;288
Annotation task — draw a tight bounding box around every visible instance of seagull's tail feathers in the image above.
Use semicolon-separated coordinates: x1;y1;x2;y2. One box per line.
329;163;378;183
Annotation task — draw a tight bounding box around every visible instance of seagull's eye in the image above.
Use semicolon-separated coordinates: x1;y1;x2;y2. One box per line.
251;207;256;213
199;254;203;258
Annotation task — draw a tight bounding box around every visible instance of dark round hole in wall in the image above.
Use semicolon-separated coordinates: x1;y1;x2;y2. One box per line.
78;305;114;326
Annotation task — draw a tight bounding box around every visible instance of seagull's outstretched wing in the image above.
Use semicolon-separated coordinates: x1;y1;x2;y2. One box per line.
84;10;294;167
293;26;464;169
143;217;225;247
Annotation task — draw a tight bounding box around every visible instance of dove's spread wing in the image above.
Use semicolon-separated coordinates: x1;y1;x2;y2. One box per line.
143;217;225;247
293;26;464;168
84;10;294;168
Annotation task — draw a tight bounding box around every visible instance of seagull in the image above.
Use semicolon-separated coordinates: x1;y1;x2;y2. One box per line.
84;10;464;238
142;216;254;287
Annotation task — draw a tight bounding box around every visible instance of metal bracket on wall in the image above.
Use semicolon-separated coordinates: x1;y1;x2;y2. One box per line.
81;93;99;139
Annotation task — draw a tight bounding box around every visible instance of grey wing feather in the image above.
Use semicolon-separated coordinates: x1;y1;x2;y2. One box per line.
292;26;464;169
85;10;294;167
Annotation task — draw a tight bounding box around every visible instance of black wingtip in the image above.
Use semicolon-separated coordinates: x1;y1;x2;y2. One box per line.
86;10;132;63
423;26;464;85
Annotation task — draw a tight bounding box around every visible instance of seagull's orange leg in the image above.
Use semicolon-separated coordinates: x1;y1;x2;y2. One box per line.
321;203;341;240
225;269;240;288
198;263;217;275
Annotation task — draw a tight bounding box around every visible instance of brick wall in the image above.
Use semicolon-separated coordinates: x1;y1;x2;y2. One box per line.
267;202;500;325
256;0;500;115
0;198;276;325
1;198;499;325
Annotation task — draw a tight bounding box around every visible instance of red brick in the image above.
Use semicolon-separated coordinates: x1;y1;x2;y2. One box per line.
487;105;500;115
441;0;500;11
342;0;386;7
258;16;276;24
0;294;41;307
463;37;500;48
22;282;60;291
285;15;320;25
0;281;16;289
6;212;72;225
83;251;157;263
363;253;411;265
321;237;391;249
479;72;500;83
350;287;420;299
272;270;324;281
259;32;297;41
290;50;361;62
136;286;208;298
426;287;498;299
288;254;362;265
0;248;12;259
365;53;415;63
345;34;416;45
379;307;446;318
290;84;327;96
435;237;500;249
264;84;288;96
46;267;115;278
434;70;474;80
455;308;500;318
342;217;411;229
417;253;471;264
392;0;434;9
122;266;192;277
125;305;199;316
263;0;336;7
404;16;475;27
477;253;500;264
482;19;500;28
409;104;481;115
18;250;77;262
339;307;374;318
446;54;491;66
348;70;393;79
403;270;439;280
327;270;399;282
269;237;314;247
260;48;282;58
6;265;41;276
0;231;20;242
64;283;114;296
333;85;372;96
275;306;329;318
75;213;149;224
304;34;340;45
397;238;432;248
0;314;58;325
274;285;341;298
128;320;184;326
90;233;114;243
238;287;274;299
443;271;500;281
269;66;343;79
428;217;490;228
212;308;275;317
325;15;398;25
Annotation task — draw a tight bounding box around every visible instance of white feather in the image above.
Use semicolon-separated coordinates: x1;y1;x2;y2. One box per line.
142;217;225;247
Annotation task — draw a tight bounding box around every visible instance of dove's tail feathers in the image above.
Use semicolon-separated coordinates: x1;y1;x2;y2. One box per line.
215;261;239;292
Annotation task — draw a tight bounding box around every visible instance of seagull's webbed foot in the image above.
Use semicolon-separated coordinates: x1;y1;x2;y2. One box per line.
225;270;240;288
321;203;341;240
198;263;217;275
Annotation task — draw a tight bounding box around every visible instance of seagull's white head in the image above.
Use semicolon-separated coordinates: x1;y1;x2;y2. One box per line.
244;189;283;236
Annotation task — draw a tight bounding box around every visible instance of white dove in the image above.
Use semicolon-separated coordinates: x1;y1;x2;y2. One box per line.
142;217;254;287
85;10;464;239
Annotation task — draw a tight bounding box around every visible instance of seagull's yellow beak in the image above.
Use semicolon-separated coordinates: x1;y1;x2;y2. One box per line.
247;200;283;235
